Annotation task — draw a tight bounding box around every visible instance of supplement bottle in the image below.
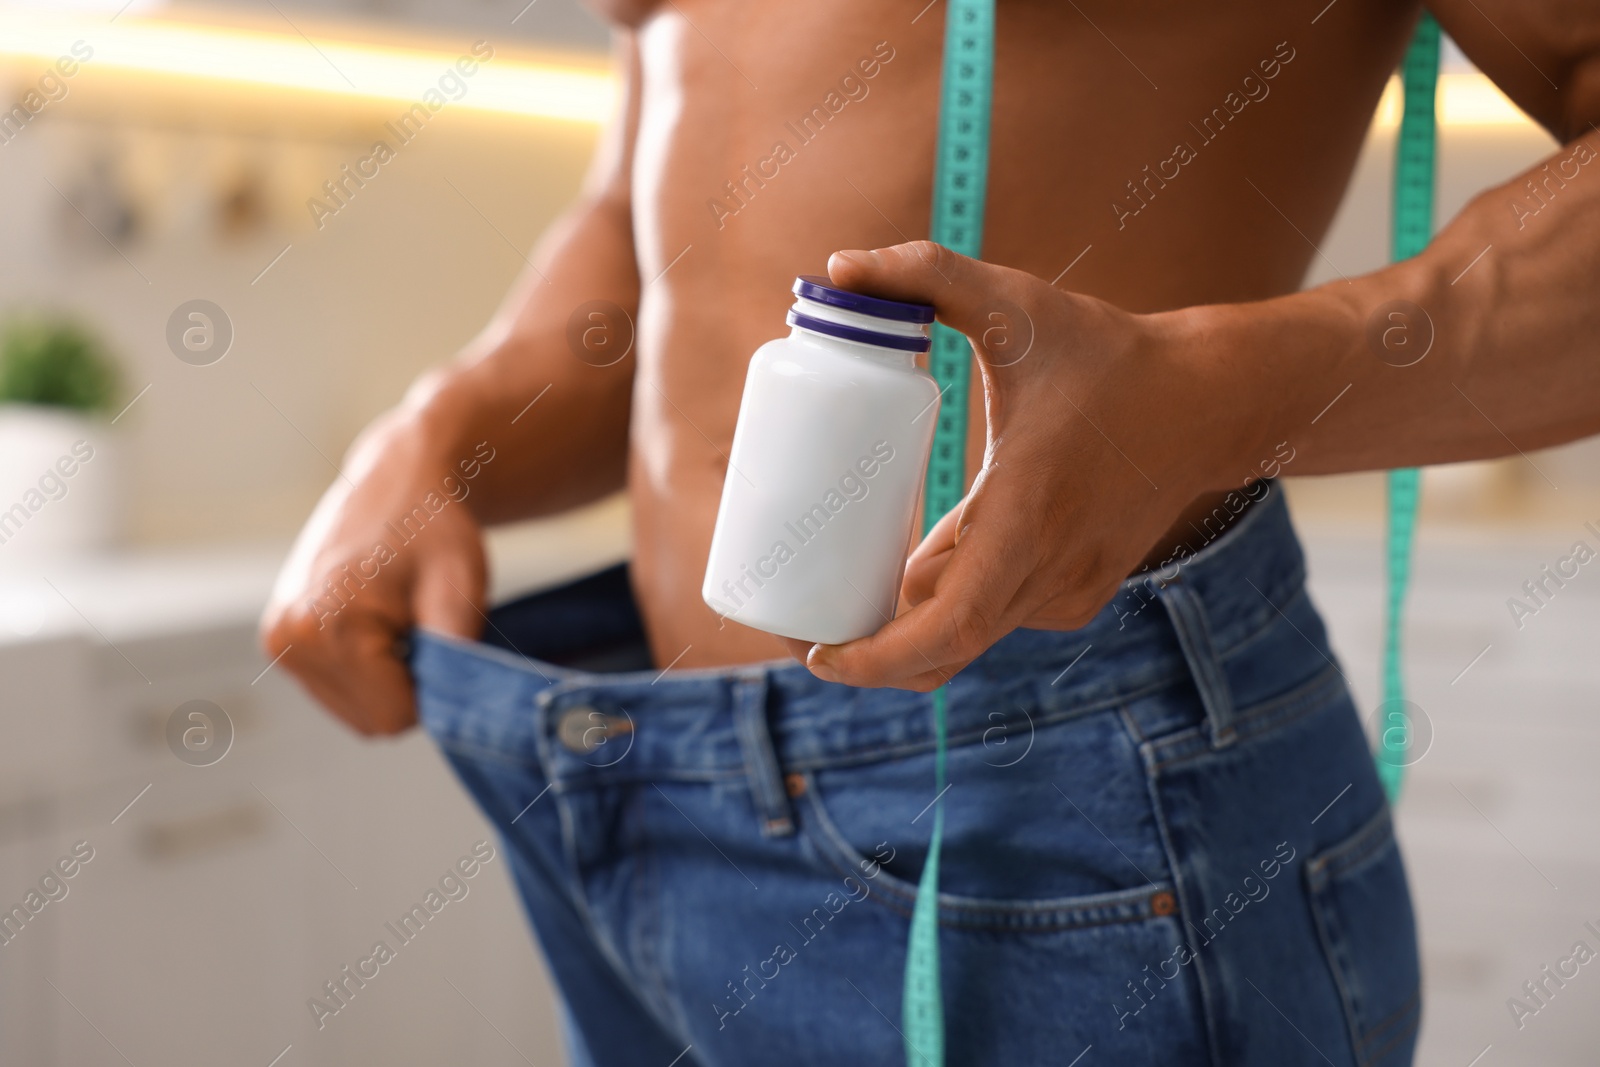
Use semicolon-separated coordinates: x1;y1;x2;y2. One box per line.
702;275;942;645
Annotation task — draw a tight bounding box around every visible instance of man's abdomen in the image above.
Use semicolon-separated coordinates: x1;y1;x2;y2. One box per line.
622;0;1409;668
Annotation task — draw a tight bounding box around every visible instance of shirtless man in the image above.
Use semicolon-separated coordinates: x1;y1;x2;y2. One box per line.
263;2;1600;1063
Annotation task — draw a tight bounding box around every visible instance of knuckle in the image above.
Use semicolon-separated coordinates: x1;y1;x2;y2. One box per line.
1065;583;1112;629
258;616;290;658
276;605;330;646
1066;603;1100;629
823;646;891;690
946;600;993;659
260;610;309;659
906;240;950;273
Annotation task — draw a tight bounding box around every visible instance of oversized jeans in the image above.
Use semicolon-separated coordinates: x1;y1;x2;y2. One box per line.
411;488;1421;1066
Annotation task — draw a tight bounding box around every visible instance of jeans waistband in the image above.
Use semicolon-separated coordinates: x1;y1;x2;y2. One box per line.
413;484;1305;789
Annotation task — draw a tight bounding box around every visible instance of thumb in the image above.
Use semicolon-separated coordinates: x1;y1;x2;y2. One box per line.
412;541;487;641
827;241;1018;341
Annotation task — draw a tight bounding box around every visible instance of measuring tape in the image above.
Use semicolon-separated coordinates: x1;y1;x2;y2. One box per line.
905;8;1439;1060
1379;12;1440;803
904;0;994;1063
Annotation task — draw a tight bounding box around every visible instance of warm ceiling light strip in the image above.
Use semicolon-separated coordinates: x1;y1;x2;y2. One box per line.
0;13;1537;130
1373;72;1537;130
0;11;616;124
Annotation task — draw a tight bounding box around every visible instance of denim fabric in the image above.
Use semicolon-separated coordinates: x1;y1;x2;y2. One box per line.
411;487;1420;1067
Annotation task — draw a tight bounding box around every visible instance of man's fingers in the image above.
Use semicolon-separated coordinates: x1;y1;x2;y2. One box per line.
809;509;1027;688
306;646;418;735
805;588;1007;689
828;242;1025;342
902;501;963;607
777;635;814;664
414;551;488;639
269;609;418;734
264;530;484;735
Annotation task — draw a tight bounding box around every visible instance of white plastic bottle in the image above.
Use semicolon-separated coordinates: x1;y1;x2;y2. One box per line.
702;275;942;645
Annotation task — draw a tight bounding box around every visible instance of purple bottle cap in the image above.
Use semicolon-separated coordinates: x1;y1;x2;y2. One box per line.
792;275;935;324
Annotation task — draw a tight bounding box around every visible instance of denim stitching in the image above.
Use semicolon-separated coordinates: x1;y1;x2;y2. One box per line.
1118;704;1149;746
1125;708;1226;1067
1306;854;1363;1064
431;632;1337;792
1304;804;1404;1067
1210;573;1311;662
1155;579;1237;749
1145;665;1345;774
633;785;692;1040
794;771;1172;931
430;737;547;771
1359;986;1421;1051
1359;990;1421;1066
418;570;1308;784
1307;806;1396;884
732;671;794;836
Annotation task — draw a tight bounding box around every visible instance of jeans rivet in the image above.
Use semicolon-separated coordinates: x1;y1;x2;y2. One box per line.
558;705;629;754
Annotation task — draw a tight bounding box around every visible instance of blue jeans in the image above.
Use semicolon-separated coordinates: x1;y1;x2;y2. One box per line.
411;488;1420;1066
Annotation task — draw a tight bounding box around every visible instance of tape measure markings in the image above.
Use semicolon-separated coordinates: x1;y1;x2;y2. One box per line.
1380;12;1439;803
905;1;995;1064
905;11;1440;1062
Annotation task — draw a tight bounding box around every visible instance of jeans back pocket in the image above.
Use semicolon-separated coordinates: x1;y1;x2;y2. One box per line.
1305;806;1421;1067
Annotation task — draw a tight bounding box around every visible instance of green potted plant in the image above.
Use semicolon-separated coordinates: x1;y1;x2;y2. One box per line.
0;315;123;557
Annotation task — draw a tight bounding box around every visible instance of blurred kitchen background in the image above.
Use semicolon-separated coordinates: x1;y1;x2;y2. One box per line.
0;2;1595;1064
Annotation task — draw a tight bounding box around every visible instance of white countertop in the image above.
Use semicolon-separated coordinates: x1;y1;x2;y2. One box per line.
0;494;632;647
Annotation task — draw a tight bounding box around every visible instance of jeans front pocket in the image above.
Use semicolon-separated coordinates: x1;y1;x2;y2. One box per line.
794;706;1178;932
1305;806;1421;1067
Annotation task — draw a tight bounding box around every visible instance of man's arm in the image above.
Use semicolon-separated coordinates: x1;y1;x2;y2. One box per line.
1220;0;1600;474
793;6;1600;691
259;36;642;734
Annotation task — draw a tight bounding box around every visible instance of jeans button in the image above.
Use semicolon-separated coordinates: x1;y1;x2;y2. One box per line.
557;705;630;755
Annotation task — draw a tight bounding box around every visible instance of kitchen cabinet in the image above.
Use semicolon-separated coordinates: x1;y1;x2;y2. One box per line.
0;551;571;1066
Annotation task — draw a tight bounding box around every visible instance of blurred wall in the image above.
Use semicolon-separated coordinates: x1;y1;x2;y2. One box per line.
3;16;1594;553
0;5;605;547
1298;112;1600;531
3;9;1600;1067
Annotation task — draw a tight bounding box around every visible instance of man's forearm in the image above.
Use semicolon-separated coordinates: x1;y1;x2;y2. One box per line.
1180;127;1600;483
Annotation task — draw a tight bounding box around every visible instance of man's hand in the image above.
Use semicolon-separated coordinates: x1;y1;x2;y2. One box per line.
786;241;1253;691
259;409;488;735
260;32;642;733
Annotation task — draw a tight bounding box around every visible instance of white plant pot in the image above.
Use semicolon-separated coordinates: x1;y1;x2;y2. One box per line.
0;404;122;562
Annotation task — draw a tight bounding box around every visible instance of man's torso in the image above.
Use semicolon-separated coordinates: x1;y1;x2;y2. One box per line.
603;0;1415;667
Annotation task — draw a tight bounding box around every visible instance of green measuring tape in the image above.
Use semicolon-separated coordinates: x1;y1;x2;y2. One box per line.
1379;12;1440;803
904;9;1439;1059
904;0;994;1063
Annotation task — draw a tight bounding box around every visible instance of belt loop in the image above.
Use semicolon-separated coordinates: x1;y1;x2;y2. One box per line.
1154;574;1237;749
732;668;795;837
